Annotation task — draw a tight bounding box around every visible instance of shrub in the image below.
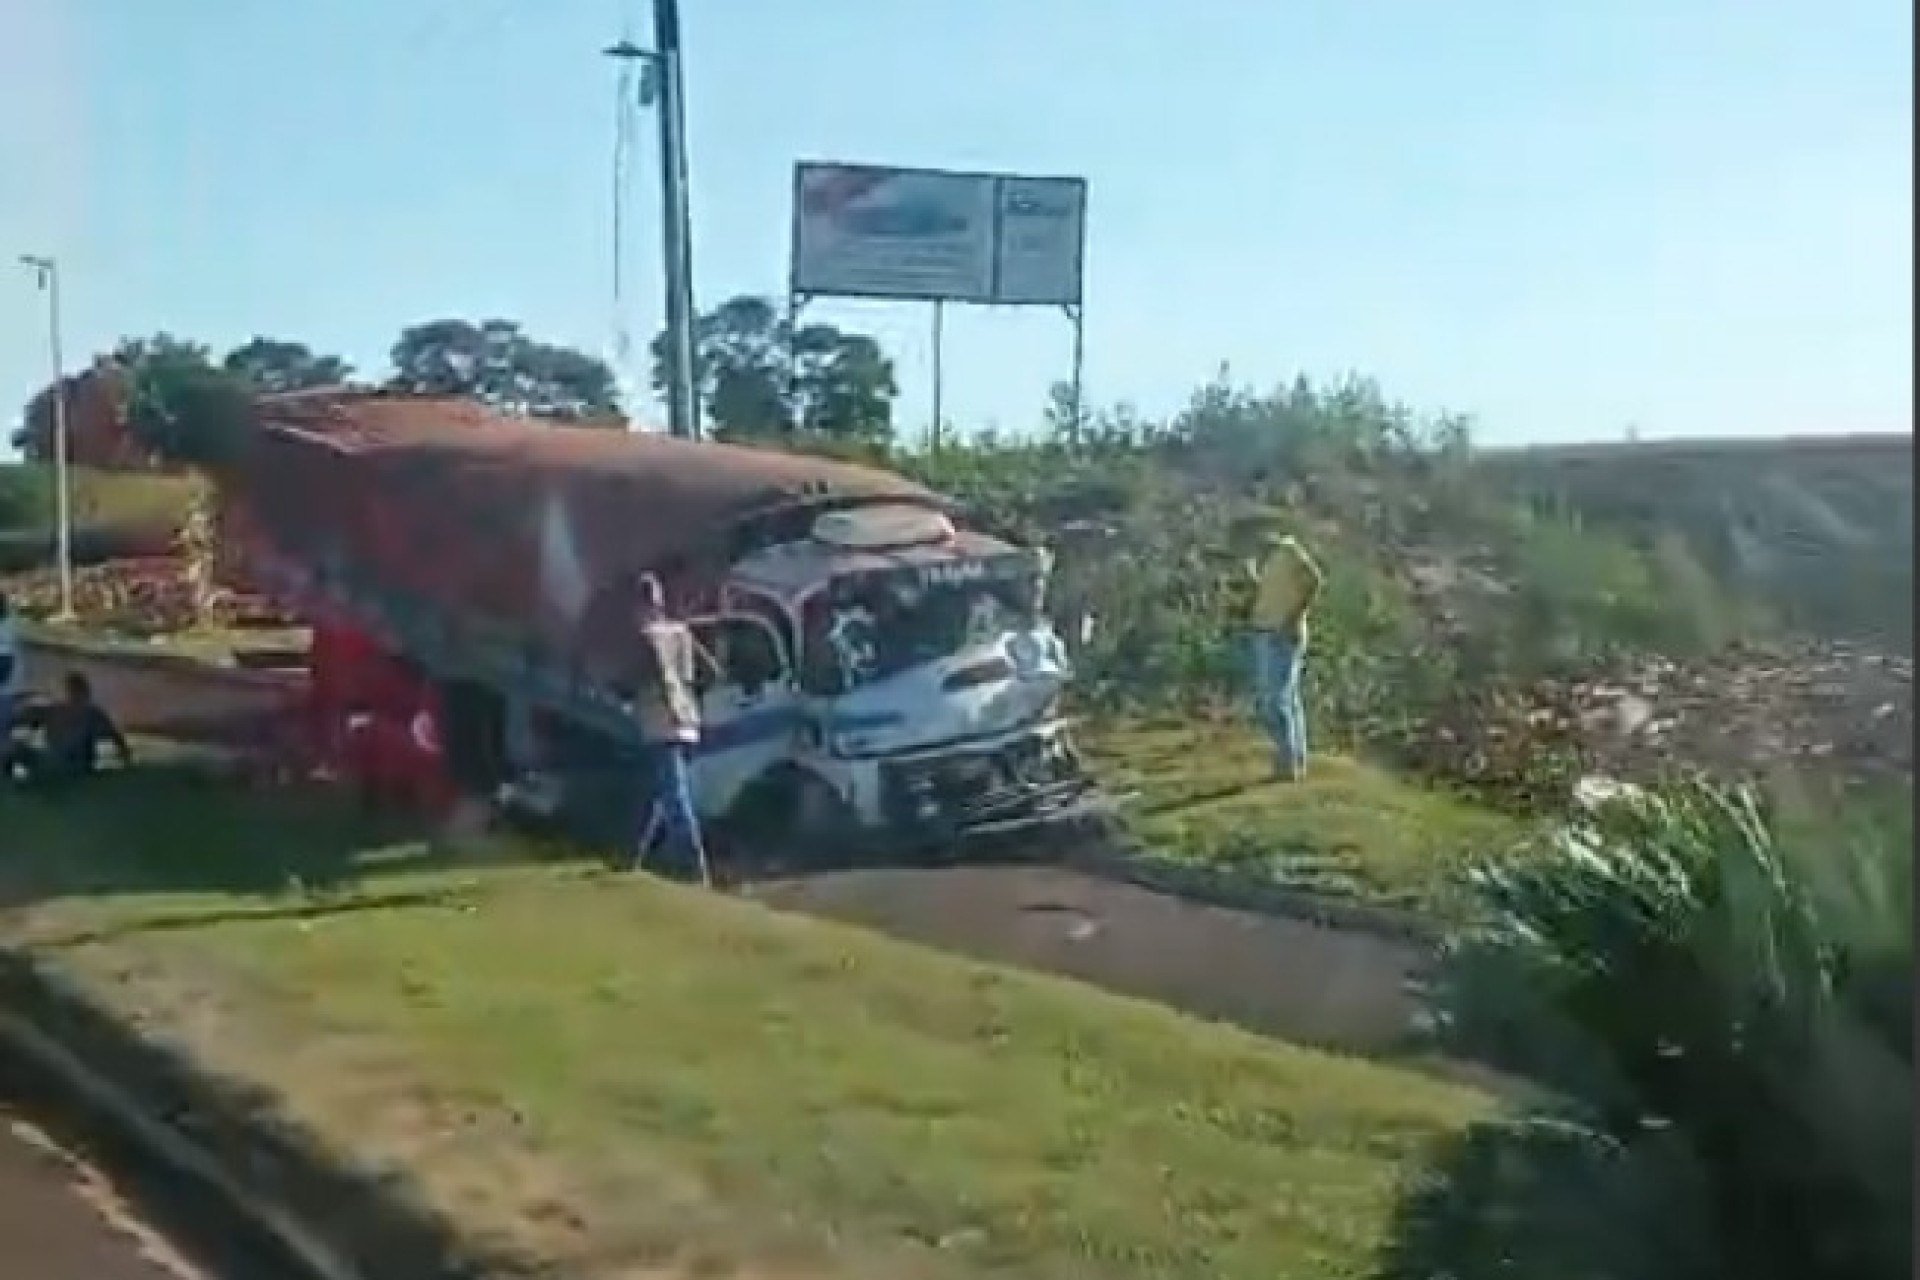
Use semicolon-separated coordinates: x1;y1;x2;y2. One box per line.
1429;780;1912;1279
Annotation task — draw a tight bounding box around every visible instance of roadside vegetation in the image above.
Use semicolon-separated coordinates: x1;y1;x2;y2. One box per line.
1413;781;1912;1280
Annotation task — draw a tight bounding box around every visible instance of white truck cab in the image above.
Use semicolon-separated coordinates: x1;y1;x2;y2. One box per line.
520;501;1102;852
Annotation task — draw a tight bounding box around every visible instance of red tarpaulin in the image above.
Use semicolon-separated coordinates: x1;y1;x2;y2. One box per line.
222;391;944;675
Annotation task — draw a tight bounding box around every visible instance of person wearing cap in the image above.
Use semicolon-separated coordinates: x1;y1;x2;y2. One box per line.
1246;530;1325;780
628;573;715;883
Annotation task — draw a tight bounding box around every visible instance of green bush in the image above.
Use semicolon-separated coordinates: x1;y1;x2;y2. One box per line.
0;464;53;530
1429;780;1912;1279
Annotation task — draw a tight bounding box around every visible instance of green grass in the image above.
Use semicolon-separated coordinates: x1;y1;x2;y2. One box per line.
0;463;200;532
1083;717;1529;916
0;763;1493;1279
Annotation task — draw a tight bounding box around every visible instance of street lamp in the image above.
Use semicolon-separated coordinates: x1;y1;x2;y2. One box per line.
18;254;75;621
605;0;700;441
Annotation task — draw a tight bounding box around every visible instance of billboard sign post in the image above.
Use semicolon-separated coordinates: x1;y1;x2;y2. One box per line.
788;162;1089;446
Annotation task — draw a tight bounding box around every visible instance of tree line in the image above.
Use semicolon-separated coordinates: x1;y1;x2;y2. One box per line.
10;297;904;462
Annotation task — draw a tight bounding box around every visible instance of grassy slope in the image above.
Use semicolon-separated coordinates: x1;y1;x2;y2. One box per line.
1482;434;1915;648
1084;717;1528;916
1;765;1491;1280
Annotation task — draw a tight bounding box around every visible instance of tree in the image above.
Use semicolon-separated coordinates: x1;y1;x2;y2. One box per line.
791;322;895;443
11;335;233;468
222;337;354;395
386;318;621;422
652;294;898;444
1042;380;1085;442
667;296;790;439
13;377;79;462
116;335;256;467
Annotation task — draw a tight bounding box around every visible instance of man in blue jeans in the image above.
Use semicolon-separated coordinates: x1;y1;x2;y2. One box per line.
627;574;716;884
1245;532;1325;780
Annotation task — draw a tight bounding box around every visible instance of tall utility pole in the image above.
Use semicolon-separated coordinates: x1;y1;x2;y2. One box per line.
18;254;74;620
652;0;698;442
605;0;700;440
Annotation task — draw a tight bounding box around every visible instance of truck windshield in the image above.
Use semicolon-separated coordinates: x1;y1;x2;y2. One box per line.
799;556;1042;695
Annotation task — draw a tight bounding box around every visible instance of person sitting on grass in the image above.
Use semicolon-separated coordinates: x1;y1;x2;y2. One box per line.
3;672;133;788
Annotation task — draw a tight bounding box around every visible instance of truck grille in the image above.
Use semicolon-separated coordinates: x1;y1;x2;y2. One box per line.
880;734;1080;830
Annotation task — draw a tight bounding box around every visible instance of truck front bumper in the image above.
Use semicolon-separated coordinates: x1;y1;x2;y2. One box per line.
875;731;1116;849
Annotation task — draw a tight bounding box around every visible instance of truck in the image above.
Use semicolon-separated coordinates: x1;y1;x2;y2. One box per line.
215;389;1107;853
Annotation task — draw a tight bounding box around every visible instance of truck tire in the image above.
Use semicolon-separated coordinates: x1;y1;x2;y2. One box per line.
723;766;861;873
436;678;507;797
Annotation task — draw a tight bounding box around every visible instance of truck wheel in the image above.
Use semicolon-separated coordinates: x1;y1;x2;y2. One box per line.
724;767;859;872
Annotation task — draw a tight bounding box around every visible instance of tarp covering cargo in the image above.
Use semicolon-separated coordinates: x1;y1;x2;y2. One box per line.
218;391;946;674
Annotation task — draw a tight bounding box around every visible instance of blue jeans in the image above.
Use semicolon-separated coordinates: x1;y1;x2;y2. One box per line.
635;740;709;878
1250;631;1308;773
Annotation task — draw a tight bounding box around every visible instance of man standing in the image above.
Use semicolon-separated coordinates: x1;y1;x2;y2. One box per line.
1246;531;1325;780
629;573;713;884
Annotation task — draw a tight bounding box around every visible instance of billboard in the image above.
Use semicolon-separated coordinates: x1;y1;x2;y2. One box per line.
790;163;1087;307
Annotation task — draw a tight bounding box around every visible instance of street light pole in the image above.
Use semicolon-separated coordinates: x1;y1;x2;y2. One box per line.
18;254;74;621
604;0;701;441
652;0;699;442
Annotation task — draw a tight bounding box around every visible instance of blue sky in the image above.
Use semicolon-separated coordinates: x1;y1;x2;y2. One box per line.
1;0;1910;449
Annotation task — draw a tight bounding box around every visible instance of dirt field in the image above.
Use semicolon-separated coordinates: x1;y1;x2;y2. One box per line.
21;639;1427;1052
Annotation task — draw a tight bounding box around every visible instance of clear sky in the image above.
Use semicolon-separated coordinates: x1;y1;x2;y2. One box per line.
1;0;1911;450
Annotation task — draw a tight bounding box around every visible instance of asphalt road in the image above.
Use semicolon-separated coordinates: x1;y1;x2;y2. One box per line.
0;1108;208;1280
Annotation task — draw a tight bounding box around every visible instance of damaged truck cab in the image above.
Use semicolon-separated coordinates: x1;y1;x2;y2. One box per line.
685;503;1094;848
521;500;1101;852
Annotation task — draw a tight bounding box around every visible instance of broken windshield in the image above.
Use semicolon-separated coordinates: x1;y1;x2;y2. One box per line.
799;554;1044;695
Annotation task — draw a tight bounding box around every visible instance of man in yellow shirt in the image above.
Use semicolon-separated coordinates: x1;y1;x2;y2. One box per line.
1245;532;1324;780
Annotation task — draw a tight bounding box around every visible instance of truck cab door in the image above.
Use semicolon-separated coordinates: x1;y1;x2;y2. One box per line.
686;614;798;817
